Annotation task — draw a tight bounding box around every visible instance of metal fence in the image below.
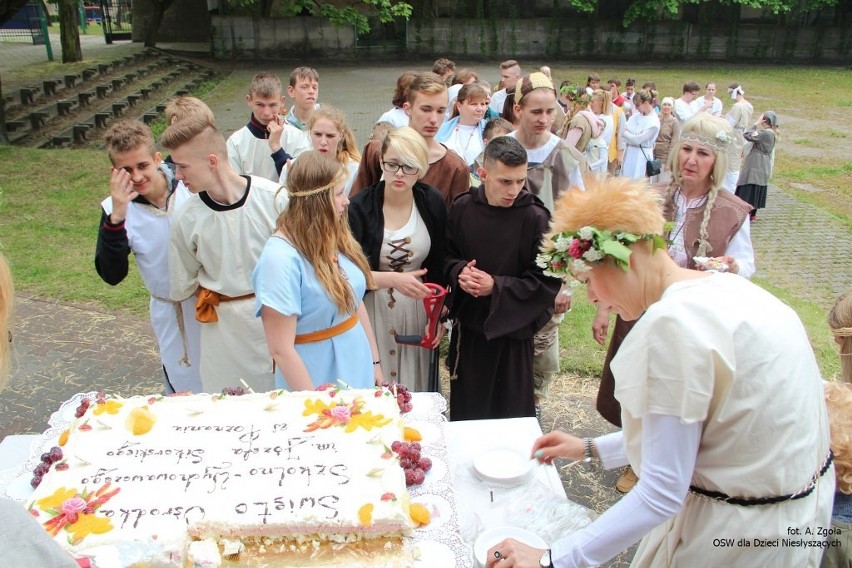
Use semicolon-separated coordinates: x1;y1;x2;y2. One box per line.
0;1;46;45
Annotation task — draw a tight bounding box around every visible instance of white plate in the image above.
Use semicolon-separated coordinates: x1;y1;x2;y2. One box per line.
473;526;547;567
473;448;534;484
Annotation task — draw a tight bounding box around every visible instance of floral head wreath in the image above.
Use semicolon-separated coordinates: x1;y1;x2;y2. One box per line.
559;84;582;103
537;225;667;277
680;130;733;153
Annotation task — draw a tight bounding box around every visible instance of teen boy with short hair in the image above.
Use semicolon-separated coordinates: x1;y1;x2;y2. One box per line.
284;66;320;131
164;116;283;394
350;72;470;208
444;136;561;420
95;119;202;394
226;72;310;183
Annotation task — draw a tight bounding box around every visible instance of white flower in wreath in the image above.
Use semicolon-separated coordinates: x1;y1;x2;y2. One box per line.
535;253;551;269
582;248;604;262
715;131;733;145
554;235;571;253
578;227;594;241
571;258;591;274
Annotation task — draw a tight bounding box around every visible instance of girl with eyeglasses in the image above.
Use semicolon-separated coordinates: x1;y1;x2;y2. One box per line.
348;127;449;392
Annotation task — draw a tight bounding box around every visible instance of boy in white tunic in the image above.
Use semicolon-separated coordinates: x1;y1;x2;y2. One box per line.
95;119;202;394
226;72;310;183
162;116;284;393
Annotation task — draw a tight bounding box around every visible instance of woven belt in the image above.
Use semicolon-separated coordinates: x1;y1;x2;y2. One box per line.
689;450;834;506
294;313;358;344
152;294;192;367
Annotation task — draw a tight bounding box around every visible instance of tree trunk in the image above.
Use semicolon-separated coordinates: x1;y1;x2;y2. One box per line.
144;4;165;47
59;0;82;63
0;74;9;145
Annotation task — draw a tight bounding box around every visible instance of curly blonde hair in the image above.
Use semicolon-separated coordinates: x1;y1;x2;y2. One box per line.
278;151;373;314
664;114;734;257
825;381;852;494
547;175;665;243
829;289;852;383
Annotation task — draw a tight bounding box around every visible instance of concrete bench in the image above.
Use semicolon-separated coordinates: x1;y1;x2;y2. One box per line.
42;79;62;96
94;112;111;129
111;78;126;90
20;87;40;105
78;91;95;107
5;119;26;132
82;68;99;82
57;99;76;116
73;123;92;143
175;89;190;97
96;85;111;99
64;75;79;88
51;135;72;147
98;63;112;75
141;112;159;125
155;103;167;113
140;88;153;99
112;101;128;117
29;111;49;129
126;94;142;107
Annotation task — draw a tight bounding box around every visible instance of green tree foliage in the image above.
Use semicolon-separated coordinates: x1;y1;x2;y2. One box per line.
622;0;840;27
239;0;413;32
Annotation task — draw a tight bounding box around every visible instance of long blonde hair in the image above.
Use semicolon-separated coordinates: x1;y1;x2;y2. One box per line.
665;114;733;257
829;289;852;383
278;152;373;314
0;254;13;388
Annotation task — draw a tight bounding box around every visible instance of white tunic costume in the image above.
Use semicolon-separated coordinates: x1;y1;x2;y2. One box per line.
226;120;310;183
551;274;833;567
98;173;202;393
169;176;285;393
622;111;660;180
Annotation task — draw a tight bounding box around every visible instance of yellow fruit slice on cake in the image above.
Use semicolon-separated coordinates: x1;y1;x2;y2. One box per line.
403;427;422;442
409;503;431;526
126;406;156;436
358;503;374;527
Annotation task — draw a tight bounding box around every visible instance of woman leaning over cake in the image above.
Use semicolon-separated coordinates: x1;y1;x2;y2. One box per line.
348;127;448;392
436;82;490;166
0;255;78;567
620;88;660;180
253;151;383;391
486;175;833;568
653;96;680;169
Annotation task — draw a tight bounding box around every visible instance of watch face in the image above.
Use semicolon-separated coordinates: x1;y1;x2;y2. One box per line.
539;549;551;567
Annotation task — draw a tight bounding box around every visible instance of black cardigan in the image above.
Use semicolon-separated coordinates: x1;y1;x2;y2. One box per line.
348;180;449;288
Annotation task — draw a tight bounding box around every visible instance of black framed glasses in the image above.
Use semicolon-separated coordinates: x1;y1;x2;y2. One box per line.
381;162;419;176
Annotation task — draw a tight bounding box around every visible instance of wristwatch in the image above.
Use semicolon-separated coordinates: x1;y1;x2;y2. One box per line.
539;548;553;568
582;437;595;463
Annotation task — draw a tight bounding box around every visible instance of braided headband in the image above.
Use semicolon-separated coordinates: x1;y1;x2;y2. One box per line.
833;326;852;338
680;132;732;152
289;175;346;198
515;72;555;102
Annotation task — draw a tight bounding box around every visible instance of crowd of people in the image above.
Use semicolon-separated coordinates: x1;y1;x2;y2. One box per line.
45;57;844;567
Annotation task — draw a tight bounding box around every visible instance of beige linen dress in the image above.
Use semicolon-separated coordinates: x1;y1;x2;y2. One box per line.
613;274;833;567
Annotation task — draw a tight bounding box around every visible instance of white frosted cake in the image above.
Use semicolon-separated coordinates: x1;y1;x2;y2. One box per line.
25;386;420;567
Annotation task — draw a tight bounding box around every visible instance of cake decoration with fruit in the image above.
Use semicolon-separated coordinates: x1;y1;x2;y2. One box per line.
14;382;469;567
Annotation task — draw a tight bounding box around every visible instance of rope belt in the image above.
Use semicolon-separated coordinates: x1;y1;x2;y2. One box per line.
689;450;834;506
151;294;191;367
195;287;255;323
294;313;358;344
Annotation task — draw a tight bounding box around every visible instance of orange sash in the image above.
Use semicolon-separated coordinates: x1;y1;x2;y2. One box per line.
294;313;358;344
195;288;255;323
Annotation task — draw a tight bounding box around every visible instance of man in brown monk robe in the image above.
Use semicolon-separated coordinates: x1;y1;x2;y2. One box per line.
445;136;561;421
